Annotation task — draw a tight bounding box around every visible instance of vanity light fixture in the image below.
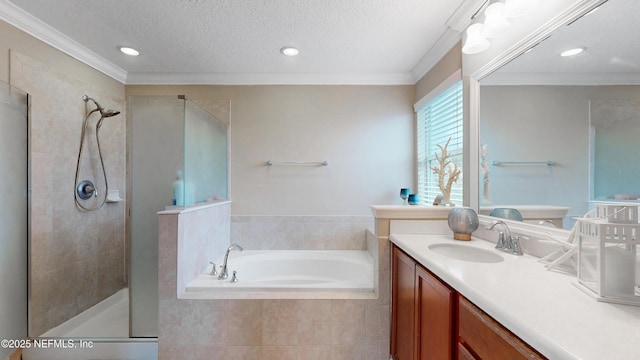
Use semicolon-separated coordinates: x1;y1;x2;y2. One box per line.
462;23;490;54
560;47;586;57
280;46;299;56
462;0;540;55
118;46;139;56
482;2;511;38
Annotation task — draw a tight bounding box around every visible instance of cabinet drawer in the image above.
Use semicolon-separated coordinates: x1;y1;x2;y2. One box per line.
457;342;478;360
458;297;545;360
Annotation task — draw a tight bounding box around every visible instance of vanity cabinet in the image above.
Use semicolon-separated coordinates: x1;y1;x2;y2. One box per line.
391;245;545;360
391;247;455;360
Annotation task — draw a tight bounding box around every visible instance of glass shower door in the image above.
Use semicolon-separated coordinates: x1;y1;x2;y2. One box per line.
0;81;28;358
184;98;229;205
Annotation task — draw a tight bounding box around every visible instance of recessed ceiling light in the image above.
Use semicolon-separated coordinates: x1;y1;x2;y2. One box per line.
118;46;140;56
280;46;299;56
560;47;585;57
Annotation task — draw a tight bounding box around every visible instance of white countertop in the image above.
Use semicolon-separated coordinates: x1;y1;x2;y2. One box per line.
370;205;454;219
390;234;640;360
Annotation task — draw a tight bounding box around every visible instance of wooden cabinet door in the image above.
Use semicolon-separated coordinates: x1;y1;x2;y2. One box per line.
458;296;546;360
415;265;455;360
391;246;417;360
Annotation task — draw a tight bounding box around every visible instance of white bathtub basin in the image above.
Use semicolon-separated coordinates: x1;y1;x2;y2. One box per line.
186;250;374;292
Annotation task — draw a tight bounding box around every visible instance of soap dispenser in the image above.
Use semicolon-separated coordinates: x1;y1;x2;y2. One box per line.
172;170;184;206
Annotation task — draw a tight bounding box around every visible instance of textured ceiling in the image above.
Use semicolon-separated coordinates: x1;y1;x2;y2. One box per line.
5;0;469;84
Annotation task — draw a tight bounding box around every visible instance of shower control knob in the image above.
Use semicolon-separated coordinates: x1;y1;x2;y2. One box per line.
76;180;96;200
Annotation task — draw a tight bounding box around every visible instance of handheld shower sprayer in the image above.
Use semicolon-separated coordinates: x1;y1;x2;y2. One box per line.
75;95;121;211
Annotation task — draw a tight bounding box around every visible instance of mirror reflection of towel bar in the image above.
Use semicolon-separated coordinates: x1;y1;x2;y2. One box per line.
266;160;329;166
492;161;556;166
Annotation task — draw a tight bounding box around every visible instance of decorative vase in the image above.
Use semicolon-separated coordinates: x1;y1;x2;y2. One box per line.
447;208;479;241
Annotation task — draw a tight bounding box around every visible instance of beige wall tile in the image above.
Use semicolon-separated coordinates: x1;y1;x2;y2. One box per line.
331;300;366;346
262;300;299;345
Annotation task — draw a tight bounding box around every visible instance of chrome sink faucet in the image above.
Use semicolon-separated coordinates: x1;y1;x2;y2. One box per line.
218;243;243;280
486;219;522;255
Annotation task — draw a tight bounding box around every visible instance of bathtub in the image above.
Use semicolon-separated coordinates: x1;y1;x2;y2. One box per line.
185;250;374;293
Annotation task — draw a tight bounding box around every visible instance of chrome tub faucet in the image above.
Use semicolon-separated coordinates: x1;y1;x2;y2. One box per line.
218;243;243;280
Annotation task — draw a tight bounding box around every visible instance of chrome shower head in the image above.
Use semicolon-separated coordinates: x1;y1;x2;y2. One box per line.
83;95;120;118
101;109;120;117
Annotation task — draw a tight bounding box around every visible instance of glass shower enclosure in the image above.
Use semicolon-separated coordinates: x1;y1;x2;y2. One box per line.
129;95;229;336
0;81;28;359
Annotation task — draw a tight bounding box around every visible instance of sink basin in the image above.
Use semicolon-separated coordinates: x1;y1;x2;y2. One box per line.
428;243;504;263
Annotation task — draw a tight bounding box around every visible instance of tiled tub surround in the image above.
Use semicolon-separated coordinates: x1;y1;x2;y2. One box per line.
159;210;391;359
231;215;374;250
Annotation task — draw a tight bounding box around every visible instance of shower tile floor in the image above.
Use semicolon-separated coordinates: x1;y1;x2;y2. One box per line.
41;288;129;338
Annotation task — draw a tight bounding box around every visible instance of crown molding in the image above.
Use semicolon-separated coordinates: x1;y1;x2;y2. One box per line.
125;71;416;85
446;0;489;32
0;0;127;83
410;0;487;83
410;29;461;83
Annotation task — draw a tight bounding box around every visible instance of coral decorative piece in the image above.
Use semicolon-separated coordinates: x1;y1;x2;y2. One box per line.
429;137;461;206
481;141;492;204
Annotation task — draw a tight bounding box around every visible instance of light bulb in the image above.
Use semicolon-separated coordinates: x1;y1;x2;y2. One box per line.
482;2;511;38
462;23;490;55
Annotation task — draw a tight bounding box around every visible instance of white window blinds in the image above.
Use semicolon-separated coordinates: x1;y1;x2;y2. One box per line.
416;79;463;205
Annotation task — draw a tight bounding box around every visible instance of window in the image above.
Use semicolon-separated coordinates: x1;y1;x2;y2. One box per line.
415;76;463;205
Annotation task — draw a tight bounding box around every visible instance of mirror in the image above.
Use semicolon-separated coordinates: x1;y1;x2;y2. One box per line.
477;0;640;229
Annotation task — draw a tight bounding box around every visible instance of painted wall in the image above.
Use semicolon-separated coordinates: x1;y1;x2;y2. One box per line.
126;85;415;216
0;19;126;338
415;42;462;102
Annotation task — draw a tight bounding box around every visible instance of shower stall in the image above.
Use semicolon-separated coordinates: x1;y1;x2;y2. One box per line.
7;90;228;359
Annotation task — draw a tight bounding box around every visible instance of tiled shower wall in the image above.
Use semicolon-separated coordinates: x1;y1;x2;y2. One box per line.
10;51;126;336
159;210;391;359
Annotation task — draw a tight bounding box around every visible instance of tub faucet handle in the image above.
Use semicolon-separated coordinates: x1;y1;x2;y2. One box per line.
231;271;238;283
209;261;217;276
